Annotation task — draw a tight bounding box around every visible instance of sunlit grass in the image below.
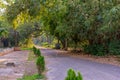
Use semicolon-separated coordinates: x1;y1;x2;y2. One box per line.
17;74;44;80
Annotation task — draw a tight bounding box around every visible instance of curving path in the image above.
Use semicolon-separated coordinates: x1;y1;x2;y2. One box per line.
41;48;120;80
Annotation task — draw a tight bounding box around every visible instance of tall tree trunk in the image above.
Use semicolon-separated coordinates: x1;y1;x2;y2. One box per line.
74;41;78;51
14;30;18;47
64;38;68;50
61;39;68;50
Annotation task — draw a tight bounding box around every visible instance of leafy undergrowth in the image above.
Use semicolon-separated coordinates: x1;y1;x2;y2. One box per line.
17;74;44;80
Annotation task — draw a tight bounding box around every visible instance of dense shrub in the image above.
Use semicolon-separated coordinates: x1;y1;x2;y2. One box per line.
33;46;41;56
84;44;106;56
65;69;83;80
33;46;37;53
84;40;120;56
36;56;45;75
35;49;41;56
109;41;120;55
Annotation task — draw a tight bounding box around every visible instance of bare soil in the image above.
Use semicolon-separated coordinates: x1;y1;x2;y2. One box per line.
0;51;29;80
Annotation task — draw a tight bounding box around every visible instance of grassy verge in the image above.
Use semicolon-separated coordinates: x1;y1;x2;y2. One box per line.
17;74;44;80
27;52;36;61
18;47;45;80
21;47;33;51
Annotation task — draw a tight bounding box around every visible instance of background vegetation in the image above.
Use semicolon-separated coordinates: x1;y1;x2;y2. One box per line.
0;0;120;56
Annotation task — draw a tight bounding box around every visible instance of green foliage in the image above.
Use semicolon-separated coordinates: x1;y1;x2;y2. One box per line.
4;0;120;56
0;28;8;37
33;47;45;75
109;41;120;55
84;44;106;56
77;72;83;80
65;69;83;80
33;46;37;53
17;22;42;46
36;49;41;56
84;40;120;56
36;56;45;75
0;19;11;38
17;74;44;80
41;42;49;47
33;46;41;56
6;0;41;23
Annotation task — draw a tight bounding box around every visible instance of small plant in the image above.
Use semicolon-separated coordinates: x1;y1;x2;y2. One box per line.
65;69;83;80
35;49;41;56
33;46;45;75
36;56;45;75
33;46;37;53
33;46;41;56
33;46;37;52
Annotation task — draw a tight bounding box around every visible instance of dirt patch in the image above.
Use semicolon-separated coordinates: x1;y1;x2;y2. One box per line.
0;51;29;80
24;61;38;76
24;51;38;76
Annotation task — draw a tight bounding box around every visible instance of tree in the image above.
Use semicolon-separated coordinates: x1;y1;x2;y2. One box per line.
5;0;120;55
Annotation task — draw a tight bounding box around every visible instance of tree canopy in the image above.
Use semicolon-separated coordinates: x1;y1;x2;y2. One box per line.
1;0;120;55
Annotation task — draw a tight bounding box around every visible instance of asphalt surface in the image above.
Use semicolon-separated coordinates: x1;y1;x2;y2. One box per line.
41;48;120;80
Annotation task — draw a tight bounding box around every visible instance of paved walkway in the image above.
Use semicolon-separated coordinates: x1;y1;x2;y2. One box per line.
0;51;29;80
41;48;120;80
